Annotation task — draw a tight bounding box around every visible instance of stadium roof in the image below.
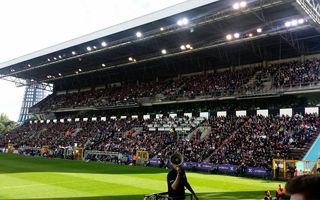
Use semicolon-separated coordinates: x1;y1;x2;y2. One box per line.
1;0;320;90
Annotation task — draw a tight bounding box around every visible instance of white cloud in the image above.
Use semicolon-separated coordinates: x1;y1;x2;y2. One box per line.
0;0;186;121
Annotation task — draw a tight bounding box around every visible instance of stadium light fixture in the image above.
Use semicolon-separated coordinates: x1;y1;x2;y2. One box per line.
298;18;305;24
30;79;34;82
101;41;107;47
233;2;240;10
128;57;133;61
257;28;262;33
28;64;31;67
234;33;240;39
72;51;76;55
240;1;247;8
78;68;82;72
285;18;305;28
177;17;189;26
161;49;167;54
160;27;164;31
86;46;92;51
248;33;253;37
133;59;137;62
58;55;62;59
47;58;51;62
75;71;79;74
93;46;97;49
226;34;233;40
180;45;186;50
291;19;298;26
285;21;292;27
102;63;106;67
136;31;142;38
10;69;15;72
58;73;62;76
53;57;57;60
47;75;52;78
182;18;189;25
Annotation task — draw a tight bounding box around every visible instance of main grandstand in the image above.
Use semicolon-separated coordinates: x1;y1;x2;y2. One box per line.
1;0;320;199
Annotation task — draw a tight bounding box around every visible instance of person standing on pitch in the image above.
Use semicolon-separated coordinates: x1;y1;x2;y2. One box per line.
167;153;199;200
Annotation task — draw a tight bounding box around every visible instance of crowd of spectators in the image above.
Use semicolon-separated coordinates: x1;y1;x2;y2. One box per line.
30;58;320;113
265;59;320;88
150;114;319;171
1;113;318;171
31;67;260;112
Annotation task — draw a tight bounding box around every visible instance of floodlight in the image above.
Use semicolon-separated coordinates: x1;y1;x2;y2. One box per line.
177;18;189;26
285;21;291;27
182;18;189;25
248;33;253;37
58;73;62;76
78;68;82;72
226;34;233;40
28;64;31;67
47;58;51;61
86;46;92;51
101;41;107;47
233;3;240;10
128;57;133;61
161;49;167;54
298;18;304;24
240;1;247;8
291;20;298;26
160;27;164;31
186;44;191;49
58;55;62;59
180;45;186;50
54;57;57;60
102;63;106;67
72;51;76;55
93;46;97;49
257;28;262;33
136;31;142;38
234;33;240;38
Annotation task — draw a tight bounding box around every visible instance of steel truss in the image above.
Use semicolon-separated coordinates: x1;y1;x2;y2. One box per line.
297;0;320;25
0;76;52;92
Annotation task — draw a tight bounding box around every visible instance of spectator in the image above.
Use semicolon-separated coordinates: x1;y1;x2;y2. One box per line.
285;175;320;200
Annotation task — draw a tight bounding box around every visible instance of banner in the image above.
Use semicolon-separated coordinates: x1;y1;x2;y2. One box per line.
148;159;270;177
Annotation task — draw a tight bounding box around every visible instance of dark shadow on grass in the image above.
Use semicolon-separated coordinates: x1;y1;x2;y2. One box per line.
0;153;165;175
3;191;274;200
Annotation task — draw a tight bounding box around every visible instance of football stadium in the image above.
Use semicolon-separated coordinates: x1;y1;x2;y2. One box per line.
1;0;320;199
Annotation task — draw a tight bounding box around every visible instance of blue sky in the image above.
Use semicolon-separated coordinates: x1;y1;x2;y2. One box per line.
0;0;186;121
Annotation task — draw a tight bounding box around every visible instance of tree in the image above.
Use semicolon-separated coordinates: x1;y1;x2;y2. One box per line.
0;113;17;134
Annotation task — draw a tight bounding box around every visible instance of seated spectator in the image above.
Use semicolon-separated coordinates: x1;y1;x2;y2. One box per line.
276;184;289;200
264;191;272;200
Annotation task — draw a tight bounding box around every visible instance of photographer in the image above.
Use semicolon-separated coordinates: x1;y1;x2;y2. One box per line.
167;153;199;200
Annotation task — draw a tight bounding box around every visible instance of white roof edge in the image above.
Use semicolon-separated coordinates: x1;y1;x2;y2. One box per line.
0;0;219;69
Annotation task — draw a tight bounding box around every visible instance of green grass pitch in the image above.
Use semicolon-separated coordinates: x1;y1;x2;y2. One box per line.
0;153;284;200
